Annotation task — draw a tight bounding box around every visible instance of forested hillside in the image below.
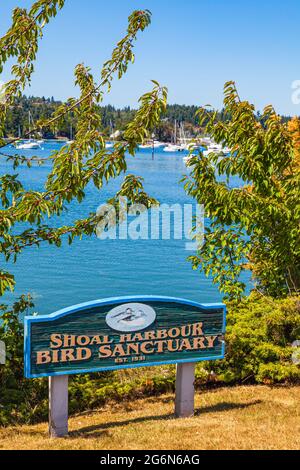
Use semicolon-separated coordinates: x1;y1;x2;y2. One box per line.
5;96;291;141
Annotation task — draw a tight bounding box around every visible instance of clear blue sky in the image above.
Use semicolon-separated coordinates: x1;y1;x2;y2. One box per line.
1;0;300;115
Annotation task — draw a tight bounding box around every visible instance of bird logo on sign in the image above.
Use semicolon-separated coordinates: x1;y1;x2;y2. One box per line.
106;303;156;332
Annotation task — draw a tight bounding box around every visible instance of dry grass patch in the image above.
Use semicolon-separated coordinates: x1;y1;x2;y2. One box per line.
0;385;299;450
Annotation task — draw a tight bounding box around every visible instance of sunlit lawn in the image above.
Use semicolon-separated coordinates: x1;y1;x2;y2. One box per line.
0;385;299;450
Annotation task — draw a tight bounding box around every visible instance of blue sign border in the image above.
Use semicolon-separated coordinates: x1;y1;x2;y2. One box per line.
24;295;226;379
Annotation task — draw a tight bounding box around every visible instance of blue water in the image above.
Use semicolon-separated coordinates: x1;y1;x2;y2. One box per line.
1;142;250;314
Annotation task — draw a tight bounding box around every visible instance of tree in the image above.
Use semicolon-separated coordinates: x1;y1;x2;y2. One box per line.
287;116;300;168
0;1;167;299
184;81;300;299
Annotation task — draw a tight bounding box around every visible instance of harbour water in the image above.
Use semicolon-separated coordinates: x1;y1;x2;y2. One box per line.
1;142;250;315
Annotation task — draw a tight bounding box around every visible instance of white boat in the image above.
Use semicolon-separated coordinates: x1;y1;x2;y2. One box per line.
163;121;188;152
15;140;41;150
203;143;224;157
15;112;43;149
163;144;185;152
139;140;165;149
139;143;153;149
66;123;75;145
177;122;192;151
185;142;199;150
200;136;213;145
110;130;121;140
153;140;165;148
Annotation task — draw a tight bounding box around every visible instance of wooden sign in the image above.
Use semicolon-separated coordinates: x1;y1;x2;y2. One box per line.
24;296;226;379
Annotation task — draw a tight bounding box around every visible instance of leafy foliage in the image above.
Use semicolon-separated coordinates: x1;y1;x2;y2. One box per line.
0;2;169;424
211;293;300;384
287;116;300;168
184;81;300;299
0;2;167;298
0;295;46;425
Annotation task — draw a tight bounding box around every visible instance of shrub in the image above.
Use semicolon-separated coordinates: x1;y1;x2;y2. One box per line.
212;293;300;384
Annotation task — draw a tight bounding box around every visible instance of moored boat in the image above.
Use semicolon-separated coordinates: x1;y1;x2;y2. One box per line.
163;144;185;152
139;140;165;149
15;140;41;150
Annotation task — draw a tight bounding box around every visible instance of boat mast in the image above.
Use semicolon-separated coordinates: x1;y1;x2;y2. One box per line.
181;122;187;147
28;111;32;136
110;119;114;142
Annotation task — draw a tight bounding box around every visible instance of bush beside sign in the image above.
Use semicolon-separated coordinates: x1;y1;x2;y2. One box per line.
24;296;226;379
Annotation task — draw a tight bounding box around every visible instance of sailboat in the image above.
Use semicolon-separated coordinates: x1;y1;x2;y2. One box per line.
36;128;44;145
67;123;74;144
15;112;41;149
105;120;116;148
163;120;185;152
203;143;225;157
139;140;165;149
15;140;41;150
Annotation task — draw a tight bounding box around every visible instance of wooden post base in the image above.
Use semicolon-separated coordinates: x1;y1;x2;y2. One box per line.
49;375;68;438
175;362;195;418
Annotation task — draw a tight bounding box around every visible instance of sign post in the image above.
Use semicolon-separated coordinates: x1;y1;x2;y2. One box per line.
175;362;195;417
49;375;68;437
24;295;226;437
0;340;5;365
